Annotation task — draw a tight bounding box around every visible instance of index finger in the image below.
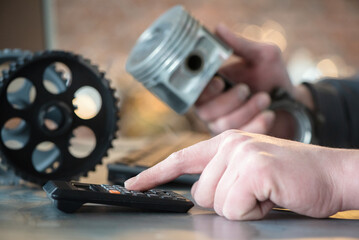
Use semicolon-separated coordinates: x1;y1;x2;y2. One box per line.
124;136;222;191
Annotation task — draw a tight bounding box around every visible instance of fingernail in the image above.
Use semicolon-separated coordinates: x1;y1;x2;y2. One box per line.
257;93;271;109
262;110;275;123
124;177;137;188
208;118;226;133
209;77;224;93
237;84;250;101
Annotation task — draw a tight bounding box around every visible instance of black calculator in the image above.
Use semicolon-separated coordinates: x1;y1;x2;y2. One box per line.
43;181;194;213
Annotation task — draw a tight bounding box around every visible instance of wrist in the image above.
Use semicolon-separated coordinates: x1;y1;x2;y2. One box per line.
335;149;359;211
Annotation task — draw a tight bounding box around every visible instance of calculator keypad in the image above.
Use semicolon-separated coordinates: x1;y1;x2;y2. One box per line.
96;184;188;201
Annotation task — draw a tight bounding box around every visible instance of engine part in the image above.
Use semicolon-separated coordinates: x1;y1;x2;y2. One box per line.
0;50;119;185
126;5;232;114
270;88;319;144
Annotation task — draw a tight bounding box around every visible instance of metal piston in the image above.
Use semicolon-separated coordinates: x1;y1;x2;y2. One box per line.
126;5;232;114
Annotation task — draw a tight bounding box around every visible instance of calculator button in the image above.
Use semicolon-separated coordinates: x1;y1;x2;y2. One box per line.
132;192;145;196
131;190;143;195
174;197;187;201
159;195;173;199
108;190;121;194
113;186;130;194
146;193;158;197
146;190;157;194
89;184;104;192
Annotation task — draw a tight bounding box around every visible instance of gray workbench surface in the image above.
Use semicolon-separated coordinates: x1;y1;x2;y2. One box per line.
1;183;359;240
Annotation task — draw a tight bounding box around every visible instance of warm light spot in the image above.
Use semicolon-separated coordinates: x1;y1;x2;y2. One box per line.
258;151;275;158
288;238;359;240
241;25;263;41
330;210;359;220
73;86;102;120
73;95;99;120
262;20;286;35
263;29;287;52
317;58;338;78
239;20;287;51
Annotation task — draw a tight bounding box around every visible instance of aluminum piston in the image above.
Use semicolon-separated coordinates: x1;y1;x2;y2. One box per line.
126;5;232;114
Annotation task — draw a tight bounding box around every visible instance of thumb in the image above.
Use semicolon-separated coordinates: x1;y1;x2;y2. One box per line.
215;24;260;63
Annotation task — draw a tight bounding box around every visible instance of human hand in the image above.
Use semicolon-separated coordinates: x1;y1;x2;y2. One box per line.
125;130;349;220
195;24;298;138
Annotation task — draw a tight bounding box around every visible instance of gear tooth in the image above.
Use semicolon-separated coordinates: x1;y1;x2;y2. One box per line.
1;69;9;78
34;51;42;57
72;175;80;181
2;49;9;55
22;55;33;64
109;87;115;94
75;54;85;64
17;58;25;66
13;49;21;54
9;62;17;71
93;65;99;72
90;165;97;171
49;64;57;71
58;69;66;79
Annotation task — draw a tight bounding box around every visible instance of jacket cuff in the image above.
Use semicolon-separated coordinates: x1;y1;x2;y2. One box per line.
302;80;350;147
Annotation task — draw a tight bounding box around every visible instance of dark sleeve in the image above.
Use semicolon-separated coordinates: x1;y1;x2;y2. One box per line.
304;76;359;148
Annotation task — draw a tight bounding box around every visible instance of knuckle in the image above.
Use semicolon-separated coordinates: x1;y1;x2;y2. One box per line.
251;155;273;172
221;130;240;145
222;207;239;220
168;150;187;173
240;139;261;154
259;44;281;62
219;130;253;151
220;129;240;139
246;155;276;187
194;194;213;208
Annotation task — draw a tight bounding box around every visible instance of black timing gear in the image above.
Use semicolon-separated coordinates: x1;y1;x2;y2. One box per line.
0;50;119;185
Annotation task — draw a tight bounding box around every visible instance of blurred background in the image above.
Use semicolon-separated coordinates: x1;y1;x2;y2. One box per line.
1;0;358;137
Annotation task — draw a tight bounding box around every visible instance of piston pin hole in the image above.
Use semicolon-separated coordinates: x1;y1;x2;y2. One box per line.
185;52;203;73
